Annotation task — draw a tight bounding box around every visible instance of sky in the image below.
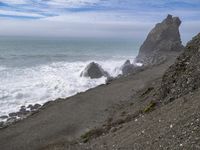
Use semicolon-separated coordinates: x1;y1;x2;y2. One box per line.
0;0;199;43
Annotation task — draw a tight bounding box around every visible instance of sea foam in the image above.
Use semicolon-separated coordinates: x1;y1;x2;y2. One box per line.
0;59;128;117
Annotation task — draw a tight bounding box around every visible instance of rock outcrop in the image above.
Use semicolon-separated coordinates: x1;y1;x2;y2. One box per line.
160;33;200;103
121;60;136;75
81;62;109;79
0;104;42;128
136;14;184;65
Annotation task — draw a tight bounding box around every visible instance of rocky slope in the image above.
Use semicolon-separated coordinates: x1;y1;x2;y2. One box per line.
0;16;199;150
136;14;184;65
62;33;200;150
160;33;200;103
0;54;177;150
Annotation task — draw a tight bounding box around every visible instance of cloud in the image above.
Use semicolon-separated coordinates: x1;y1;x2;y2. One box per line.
0;0;27;4
0;17;152;39
1;0;200;21
44;0;100;8
0;9;44;18
0;0;199;42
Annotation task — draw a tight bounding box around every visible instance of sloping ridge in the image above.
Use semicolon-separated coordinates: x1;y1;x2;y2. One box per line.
76;33;200;150
160;33;200;103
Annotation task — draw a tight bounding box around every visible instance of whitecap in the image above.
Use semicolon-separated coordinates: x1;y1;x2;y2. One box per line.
0;58;135;117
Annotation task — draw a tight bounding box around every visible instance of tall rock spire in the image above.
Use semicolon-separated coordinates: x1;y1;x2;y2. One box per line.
136;14;184;65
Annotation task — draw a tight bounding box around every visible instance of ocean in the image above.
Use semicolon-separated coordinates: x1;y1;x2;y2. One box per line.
0;36;139;118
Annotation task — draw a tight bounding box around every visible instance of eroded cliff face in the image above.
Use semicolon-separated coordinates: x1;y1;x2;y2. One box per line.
160;33;200;103
136;14;184;65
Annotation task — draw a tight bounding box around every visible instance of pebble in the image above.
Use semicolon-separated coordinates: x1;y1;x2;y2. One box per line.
142;130;145;134
110;128;116;133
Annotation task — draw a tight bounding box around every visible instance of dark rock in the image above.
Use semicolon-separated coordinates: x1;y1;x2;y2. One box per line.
19;107;26;112
159;33;200;103
0;115;8;119
136;14;184;66
32;104;41;110
9;112;18;117
106;76;115;84
121;60;136;75
81;62;109;79
20;106;26;109
27;104;33;109
6;117;17;125
0;122;4;128
17;108;30;117
28;104;41;111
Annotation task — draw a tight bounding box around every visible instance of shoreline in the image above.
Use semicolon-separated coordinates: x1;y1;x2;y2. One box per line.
0;57;131;121
0;58;144;128
0;56;177;150
0;82;107;128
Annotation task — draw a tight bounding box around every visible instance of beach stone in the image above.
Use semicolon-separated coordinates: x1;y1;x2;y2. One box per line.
121;60;136;75
9;112;18;117
27;104;33;109
6;117;17;125
28;104;41;111
32;104;41;110
20;107;26;112
80;62;109;79
106;76;115;84
0;115;8;119
0;121;4;127
136;14;184;65
160;33;200;103
17;108;30;117
21;106;26;109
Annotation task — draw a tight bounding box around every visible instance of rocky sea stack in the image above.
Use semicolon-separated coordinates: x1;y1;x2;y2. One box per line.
160;33;200;103
80;62;109;79
121;60;135;75
136;14;184;65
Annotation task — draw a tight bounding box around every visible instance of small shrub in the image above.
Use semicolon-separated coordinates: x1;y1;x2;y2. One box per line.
143;101;157;113
81;128;104;143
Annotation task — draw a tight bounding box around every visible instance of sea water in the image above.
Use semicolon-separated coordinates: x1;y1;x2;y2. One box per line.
0;36;139;117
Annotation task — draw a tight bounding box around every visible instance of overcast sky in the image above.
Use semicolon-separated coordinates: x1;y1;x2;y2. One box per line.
0;0;199;43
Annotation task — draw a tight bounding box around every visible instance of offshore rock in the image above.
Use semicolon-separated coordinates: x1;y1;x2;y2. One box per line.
136;14;184;65
81;62;109;79
121;60;136;75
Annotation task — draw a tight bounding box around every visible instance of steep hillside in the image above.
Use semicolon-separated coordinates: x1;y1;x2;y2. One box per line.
160;33;200;103
63;33;200;150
